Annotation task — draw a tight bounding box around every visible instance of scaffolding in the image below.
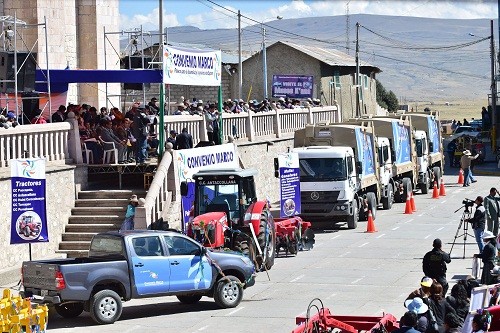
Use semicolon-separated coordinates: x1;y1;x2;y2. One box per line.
103;26;166;112
0;13;51;123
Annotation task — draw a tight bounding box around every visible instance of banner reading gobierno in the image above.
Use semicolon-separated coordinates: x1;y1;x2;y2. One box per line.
10;158;49;244
163;45;222;86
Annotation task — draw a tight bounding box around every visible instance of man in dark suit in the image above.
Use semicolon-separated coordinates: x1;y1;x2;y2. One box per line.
176;128;193;150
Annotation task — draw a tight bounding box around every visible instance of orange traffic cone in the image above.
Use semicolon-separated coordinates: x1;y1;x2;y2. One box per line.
432;181;439;199
458;169;464;184
439;178;446;196
404;193;413;214
366;210;377;233
410;192;417;212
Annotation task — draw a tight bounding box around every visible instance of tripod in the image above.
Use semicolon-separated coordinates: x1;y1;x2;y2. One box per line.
449;205;474;259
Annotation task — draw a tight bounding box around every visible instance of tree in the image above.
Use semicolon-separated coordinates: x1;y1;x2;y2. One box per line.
375;79;399;111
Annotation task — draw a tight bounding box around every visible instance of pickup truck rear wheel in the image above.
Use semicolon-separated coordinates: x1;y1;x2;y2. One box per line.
214;275;243;308
90;290;123;325
54;302;84;318
177;295;202;304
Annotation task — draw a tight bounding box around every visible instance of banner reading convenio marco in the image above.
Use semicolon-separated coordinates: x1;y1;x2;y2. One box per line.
10;158;49;244
163;45;222;86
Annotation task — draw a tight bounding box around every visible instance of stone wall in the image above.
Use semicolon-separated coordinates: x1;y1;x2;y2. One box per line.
0;165;87;277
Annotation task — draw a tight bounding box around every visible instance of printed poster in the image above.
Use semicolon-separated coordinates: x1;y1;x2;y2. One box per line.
272;75;314;99
427;115;441;153
354;128;375;177
10;158;49;244
278;153;301;217
391;122;411;164
163;45;222;86
174;144;239;228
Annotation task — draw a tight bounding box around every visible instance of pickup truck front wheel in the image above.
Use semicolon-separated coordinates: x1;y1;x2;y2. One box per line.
90;290;123;324
54;302;84;318
214;275;243;308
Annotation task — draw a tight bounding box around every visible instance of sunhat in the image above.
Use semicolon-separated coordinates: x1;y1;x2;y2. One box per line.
404;297;429;314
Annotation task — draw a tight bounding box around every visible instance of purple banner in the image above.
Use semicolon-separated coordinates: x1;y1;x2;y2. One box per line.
278;152;301;218
10;159;49;244
181;182;196;227
272;75;313;99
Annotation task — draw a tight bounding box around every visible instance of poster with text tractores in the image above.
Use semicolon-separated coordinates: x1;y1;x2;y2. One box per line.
10;158;48;244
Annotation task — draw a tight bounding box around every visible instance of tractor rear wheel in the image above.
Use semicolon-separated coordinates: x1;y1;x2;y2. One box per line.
233;235;256;266
257;213;276;271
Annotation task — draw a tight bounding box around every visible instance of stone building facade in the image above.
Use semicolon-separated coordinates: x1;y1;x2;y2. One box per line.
242;41;380;121
0;0;120;108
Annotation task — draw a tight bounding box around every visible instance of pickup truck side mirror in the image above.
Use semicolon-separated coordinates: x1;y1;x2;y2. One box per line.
428;142;434;152
180;181;188;196
355;161;363;174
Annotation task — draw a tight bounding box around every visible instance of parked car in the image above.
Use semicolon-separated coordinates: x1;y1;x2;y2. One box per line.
21;231;256;324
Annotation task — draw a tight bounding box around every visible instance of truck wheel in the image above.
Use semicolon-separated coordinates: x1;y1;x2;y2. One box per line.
257;213;276;271
381;183;393;210
366;192;377;219
432;166;441;184
54;302;84;318
346;199;358;229
89;290;123;325
177;295;202;304
402;178;412;201
420;173;430;194
214;275;243;308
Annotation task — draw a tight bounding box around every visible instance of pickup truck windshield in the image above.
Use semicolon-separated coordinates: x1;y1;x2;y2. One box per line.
299;158;347;181
89;236;125;257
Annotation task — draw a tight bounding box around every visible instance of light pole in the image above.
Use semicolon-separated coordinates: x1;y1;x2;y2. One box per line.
262;16;282;100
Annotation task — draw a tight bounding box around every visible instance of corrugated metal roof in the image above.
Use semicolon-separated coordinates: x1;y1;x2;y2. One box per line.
272;41;380;71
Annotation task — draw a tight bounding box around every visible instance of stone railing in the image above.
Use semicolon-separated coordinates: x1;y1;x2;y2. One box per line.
163;106;340;145
134;148;175;229
0;114;81;167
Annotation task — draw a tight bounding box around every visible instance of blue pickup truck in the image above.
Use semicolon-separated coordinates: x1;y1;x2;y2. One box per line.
21;230;256;324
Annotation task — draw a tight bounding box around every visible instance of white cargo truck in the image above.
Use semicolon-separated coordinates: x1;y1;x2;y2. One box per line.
293;123;380;229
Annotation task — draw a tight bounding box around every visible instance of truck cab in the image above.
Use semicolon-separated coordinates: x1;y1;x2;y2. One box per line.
414;129;430;188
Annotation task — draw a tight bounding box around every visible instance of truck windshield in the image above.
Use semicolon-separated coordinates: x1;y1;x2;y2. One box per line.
415;139;424;157
299;158;347;181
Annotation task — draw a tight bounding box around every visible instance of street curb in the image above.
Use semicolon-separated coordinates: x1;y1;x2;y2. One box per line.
474;169;500;176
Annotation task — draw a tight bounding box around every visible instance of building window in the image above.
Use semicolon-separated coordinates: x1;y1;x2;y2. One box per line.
334;70;341;88
364;75;369;89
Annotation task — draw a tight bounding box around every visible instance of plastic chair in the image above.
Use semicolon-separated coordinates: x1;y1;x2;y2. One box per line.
82;142;93;164
101;140;118;164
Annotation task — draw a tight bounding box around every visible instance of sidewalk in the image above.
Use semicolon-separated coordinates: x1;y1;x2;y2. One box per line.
474;161;500;176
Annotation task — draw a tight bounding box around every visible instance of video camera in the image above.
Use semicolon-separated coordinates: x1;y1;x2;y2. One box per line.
462;198;475;208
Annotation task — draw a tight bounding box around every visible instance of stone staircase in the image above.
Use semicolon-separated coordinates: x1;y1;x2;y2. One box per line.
58;190;145;258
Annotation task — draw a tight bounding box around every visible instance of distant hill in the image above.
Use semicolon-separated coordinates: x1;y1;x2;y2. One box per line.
122;14;497;102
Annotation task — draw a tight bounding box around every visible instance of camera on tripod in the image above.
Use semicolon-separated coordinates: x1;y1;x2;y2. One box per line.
462;198;475;208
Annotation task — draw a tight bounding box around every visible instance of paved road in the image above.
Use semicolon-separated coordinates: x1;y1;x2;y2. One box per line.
47;173;499;333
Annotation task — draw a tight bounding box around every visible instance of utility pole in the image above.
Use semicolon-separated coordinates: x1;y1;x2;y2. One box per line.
345;1;351;54
238;10;242;100
355;22;360;117
262;24;268;99
158;0;165;160
490;19;497;150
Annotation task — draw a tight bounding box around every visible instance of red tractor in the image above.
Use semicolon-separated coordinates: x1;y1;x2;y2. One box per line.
181;168;277;270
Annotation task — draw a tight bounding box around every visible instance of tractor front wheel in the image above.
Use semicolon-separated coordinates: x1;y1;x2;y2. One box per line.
257;213;276;271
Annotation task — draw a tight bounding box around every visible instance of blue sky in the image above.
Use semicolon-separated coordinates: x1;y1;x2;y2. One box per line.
119;0;497;31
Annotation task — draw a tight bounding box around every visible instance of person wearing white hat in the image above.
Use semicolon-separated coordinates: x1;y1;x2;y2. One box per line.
404;297;429;333
474;229;497;285
460;149;479;187
120;195;139;231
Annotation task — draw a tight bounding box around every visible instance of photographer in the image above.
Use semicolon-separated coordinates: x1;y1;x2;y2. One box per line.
423;239;451;296
466;196;486;252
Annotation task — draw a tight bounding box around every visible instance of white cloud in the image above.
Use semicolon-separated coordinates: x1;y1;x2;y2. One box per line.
120;1;497;31
120;7;180;31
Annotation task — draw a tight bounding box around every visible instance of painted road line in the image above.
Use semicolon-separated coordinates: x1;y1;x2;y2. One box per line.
425;234;432;239
331;235;341;240
197;326;210;331
391;226;399;230
290;274;305;283
428;205;436;210
404;219;414;224
437;227;444;231
326;293;337;299
418;213;425;217
376;233;386;239
359;242;369;248
339;251;350;257
225;307;245;316
351;277;364;284
441;200;447;204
